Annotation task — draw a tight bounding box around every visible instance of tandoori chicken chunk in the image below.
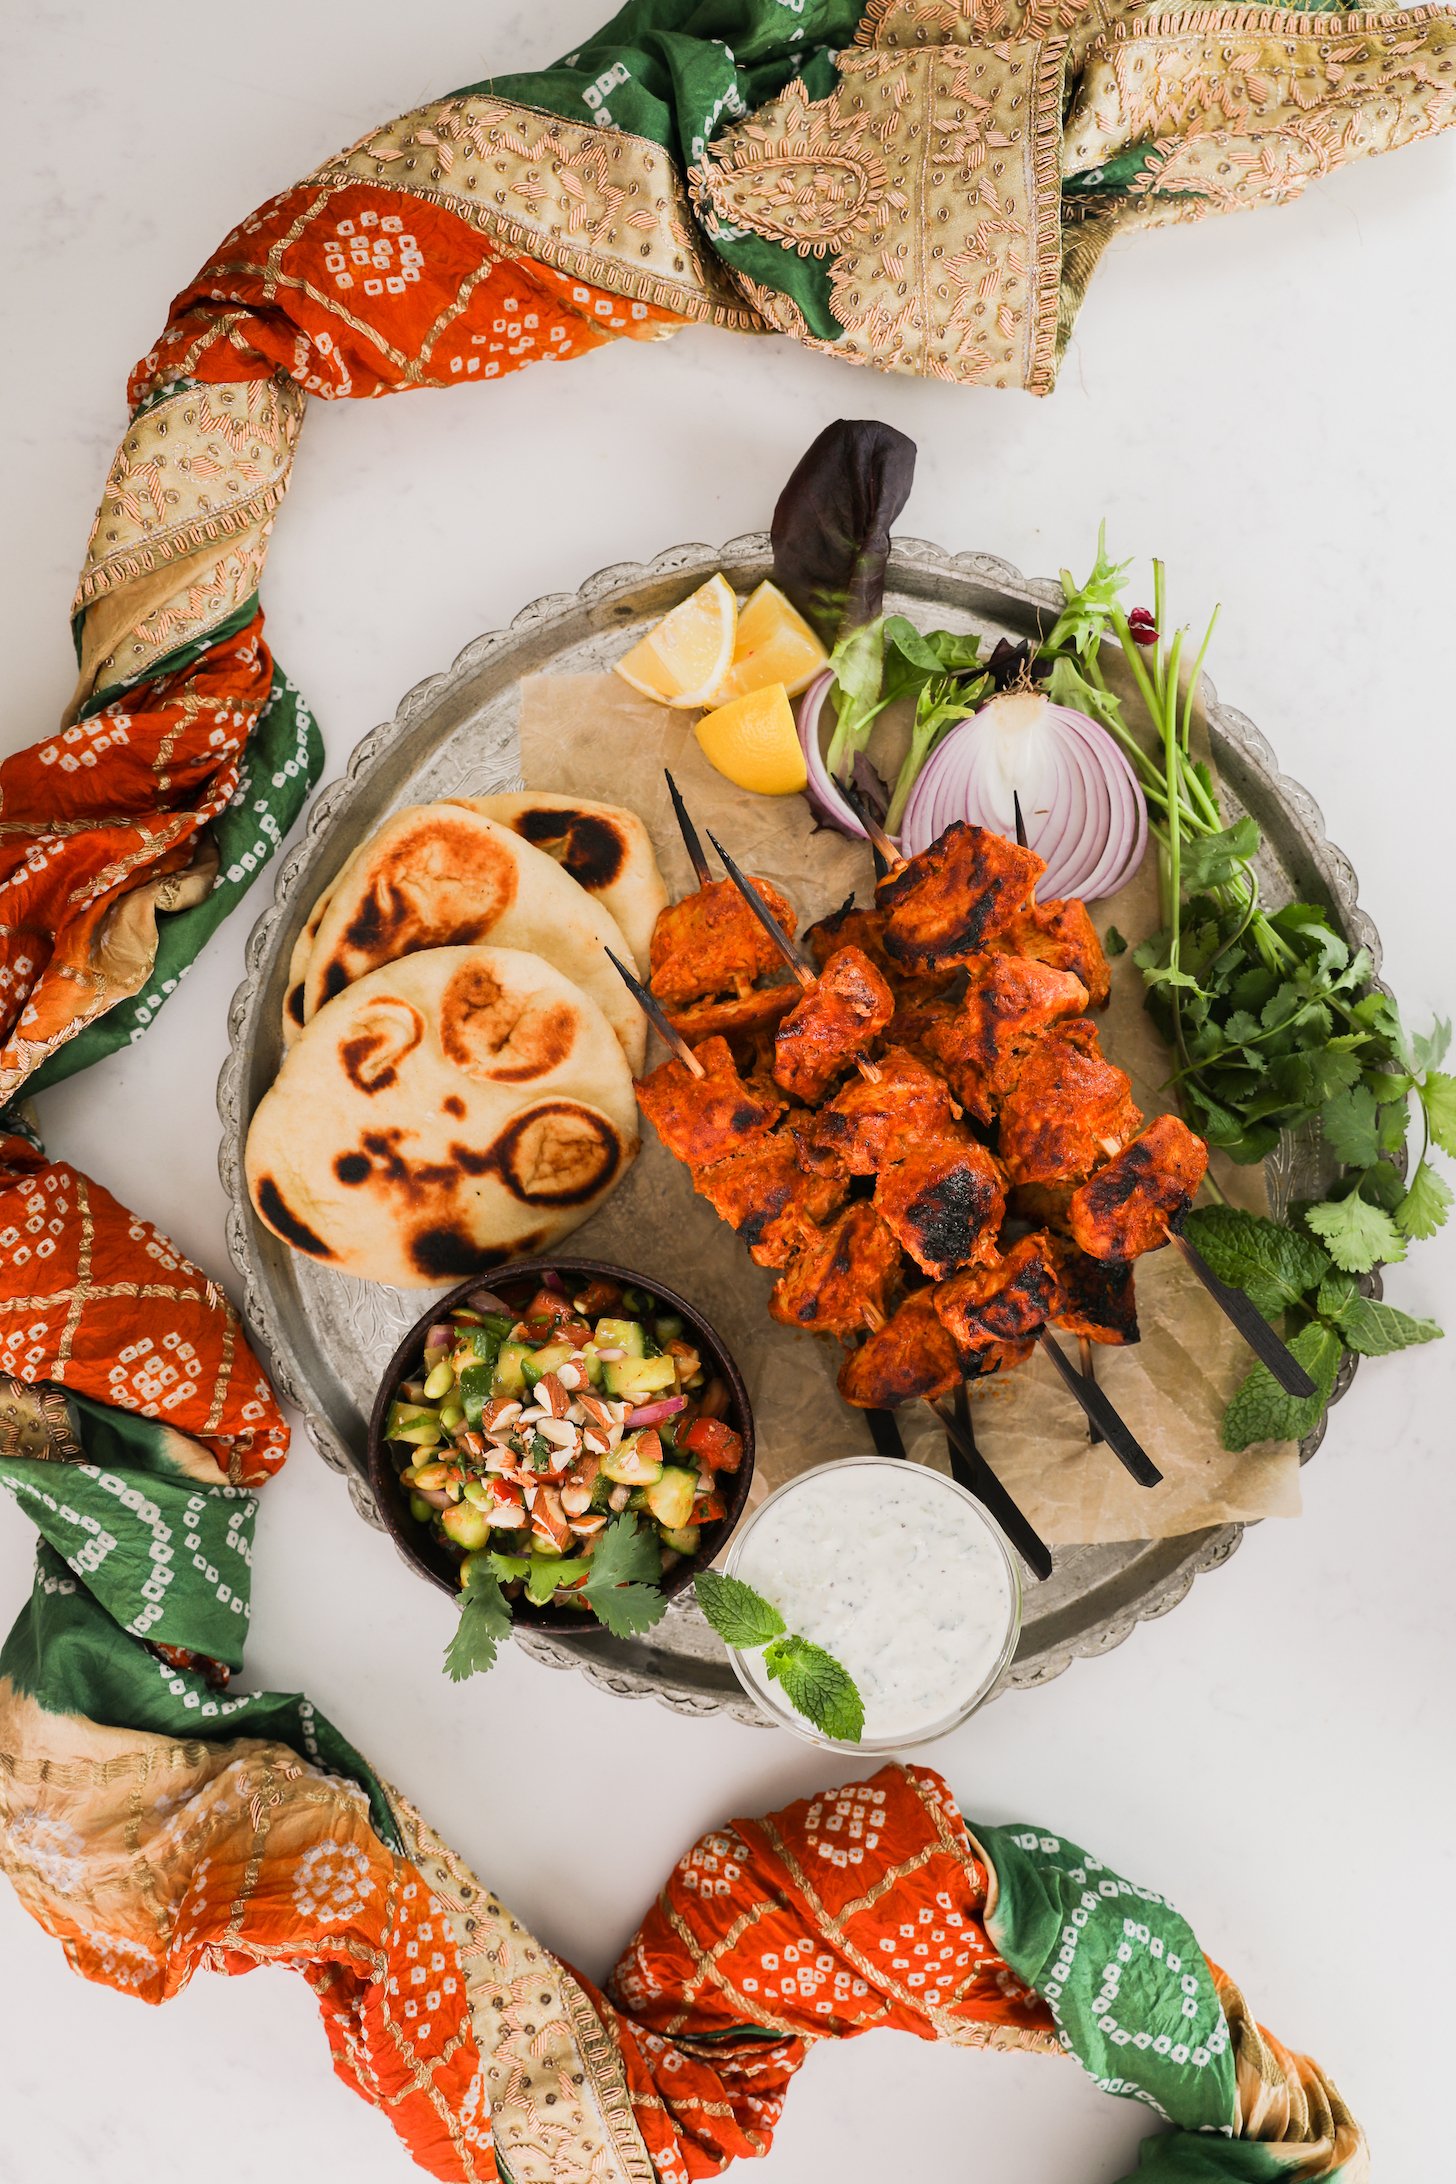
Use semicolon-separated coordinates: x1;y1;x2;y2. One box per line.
804;897;897;979
877;822;1042;973
1047;1238;1140;1346
918;954;1089;1124
997;1019;1143;1185
773;945;895;1104
691;1130;849;1270
871;1129;1005;1279
795;1047;961;1177
661;983;798;1047
649;876;798;1005
934;1233;1059;1358
634;1035;785;1168
1068;1114;1210;1261
838;1285;964;1409
767;1203;903;1338
1000;895;1111;1009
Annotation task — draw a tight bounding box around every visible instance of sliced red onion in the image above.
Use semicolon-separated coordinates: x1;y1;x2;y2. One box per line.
425;1323;454;1351
795;672;868;840
625;1395;689;1427
900;692;1146;903
467;1288;515;1316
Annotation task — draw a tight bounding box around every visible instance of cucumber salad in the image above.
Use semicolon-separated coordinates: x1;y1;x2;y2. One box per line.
386;1275;744;1619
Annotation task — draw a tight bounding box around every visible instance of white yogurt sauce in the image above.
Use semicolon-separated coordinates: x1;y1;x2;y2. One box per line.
731;1459;1017;1744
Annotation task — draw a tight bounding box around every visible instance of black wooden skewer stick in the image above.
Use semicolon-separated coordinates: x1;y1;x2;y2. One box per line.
704;833;816;984
1038;1328;1162;1487
1169;1228;1317;1398
930;1386;1055;1581
663;768;713;886
1077;1334;1104;1446
1012;789;1029;849
603;948;704;1076
839;777;904;873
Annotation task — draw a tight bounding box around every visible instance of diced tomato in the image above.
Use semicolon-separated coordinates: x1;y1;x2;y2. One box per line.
697;1491;728;1523
679;1418;743;1474
572;1278;623;1318
521;1289;594;1345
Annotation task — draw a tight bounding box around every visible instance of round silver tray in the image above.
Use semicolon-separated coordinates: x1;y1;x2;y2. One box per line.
218;535;1373;1723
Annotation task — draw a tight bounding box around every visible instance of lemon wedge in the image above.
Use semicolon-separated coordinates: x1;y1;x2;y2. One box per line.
711;580;828;703
614;574;737;709
694;683;808;797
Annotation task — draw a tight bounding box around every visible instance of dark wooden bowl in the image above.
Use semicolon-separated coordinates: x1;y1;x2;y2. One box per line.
367;1257;756;1634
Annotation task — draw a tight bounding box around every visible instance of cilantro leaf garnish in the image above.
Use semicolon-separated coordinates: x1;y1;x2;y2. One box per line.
1304;1194;1408;1274
694;1571;786;1649
763;1636;865;1744
581;1514;667;1639
1395;1160;1454;1242
443;1567;512;1682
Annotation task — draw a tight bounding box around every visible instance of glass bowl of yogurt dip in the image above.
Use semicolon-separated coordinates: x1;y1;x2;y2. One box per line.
723;1456;1021;1750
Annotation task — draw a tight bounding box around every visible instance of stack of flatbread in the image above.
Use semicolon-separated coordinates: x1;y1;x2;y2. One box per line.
245;795;666;1288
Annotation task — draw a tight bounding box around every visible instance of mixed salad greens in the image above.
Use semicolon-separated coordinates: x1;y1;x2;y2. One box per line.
770;422;1446;1450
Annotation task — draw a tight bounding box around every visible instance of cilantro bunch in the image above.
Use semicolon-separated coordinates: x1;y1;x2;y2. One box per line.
694;1571;864;1743
1040;535;1447;1446
444;1512;667;1680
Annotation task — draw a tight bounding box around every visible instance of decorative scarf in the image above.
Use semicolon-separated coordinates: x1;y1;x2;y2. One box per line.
3;3;1429;2170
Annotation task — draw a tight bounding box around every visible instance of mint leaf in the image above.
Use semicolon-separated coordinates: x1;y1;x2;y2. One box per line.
1320;1084;1381;1169
1222;1322;1342;1451
581;1513;667;1638
763;1636;865;1743
1180;816;1261;895
1395;1160;1453;1242
694;1570;786;1649
1182;1205;1328;1318
1331;1293;1442;1357
444;1570;512;1682
1304;1195;1406;1274
1420;1071;1456;1158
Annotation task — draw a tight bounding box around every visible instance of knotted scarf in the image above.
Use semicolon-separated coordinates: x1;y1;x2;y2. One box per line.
2;3;1425;2172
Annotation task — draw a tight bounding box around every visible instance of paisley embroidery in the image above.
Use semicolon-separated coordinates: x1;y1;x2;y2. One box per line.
691;77;894;257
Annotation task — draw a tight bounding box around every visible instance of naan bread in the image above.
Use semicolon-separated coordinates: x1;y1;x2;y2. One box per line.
280;872;342;1049
247;946;638;1287
468;793;667;974
302;804;646;1071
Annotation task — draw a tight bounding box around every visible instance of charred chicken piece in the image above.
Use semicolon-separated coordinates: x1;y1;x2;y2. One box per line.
877;822;1043;973
871;1128;1006;1280
934;1233;1060;1358
767;1203;902;1338
795;1047;961;1178
1068;1114;1210;1261
997;1019;1143;1186
691;1129;849;1270
773;945;895;1105
1047;1238;1139;1347
838;1285;963;1409
919;954;1089;1125
804;897;897;979
634;1035;785;1168
1000;896;1111;1009
661;983;798;1047
649;875;798;1006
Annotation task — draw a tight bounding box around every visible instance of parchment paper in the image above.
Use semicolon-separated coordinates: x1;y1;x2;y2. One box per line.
519;673;1300;1545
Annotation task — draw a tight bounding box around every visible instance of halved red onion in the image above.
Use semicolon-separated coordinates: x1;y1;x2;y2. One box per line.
795;671;868;840
899;692;1146;903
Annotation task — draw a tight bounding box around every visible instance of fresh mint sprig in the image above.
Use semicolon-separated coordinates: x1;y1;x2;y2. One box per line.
695;1571;864;1742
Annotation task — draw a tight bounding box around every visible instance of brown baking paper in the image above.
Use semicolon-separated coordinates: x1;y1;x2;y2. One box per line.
519;672;1299;1546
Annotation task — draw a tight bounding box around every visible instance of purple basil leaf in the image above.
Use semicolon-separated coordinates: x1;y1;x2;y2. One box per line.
771;419;917;647
848;751;890;827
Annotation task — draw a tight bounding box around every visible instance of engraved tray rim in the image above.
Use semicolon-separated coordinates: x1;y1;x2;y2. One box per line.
217;533;1375;1726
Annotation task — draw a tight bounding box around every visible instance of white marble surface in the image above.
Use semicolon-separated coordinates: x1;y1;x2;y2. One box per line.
2;5;1455;2179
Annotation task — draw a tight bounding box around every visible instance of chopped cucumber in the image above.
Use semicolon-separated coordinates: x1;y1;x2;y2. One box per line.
595;1317;645;1357
522;1341;574;1387
603;1354;677;1401
654;1313;685;1344
621;1287;657;1315
386;1400;442;1446
659;1523;701;1556
459;1364;494;1426
576;1343;605;1387
441;1502;489;1549
642;1465;697;1531
602;1432;664;1486
492;1341;531;1397
588;1470;615;1513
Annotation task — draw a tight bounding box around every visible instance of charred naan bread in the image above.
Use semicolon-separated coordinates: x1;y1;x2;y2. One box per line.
301;804;646;1071
247;946;638;1287
468;793;666;974
280;872;342;1050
